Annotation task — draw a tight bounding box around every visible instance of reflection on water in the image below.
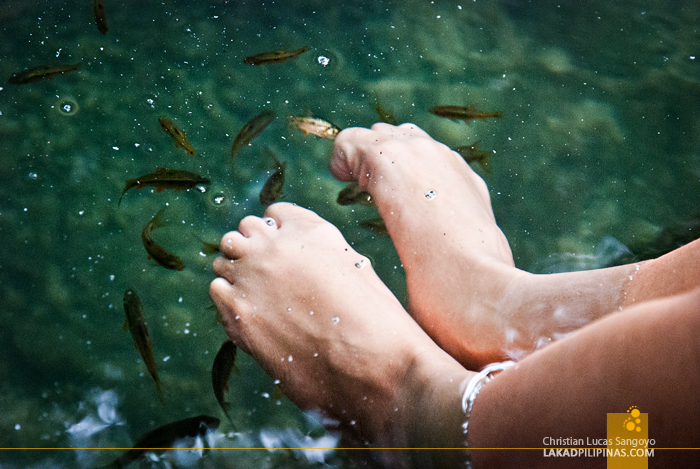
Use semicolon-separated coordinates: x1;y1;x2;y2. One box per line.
1;0;699;467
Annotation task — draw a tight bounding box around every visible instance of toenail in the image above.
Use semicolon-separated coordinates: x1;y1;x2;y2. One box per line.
424;189;438;200
264;217;276;227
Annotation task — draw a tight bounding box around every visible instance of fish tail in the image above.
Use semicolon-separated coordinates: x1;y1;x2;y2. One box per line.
221;402;236;426
150;207;168;229
155;377;165;405
479;154;491;173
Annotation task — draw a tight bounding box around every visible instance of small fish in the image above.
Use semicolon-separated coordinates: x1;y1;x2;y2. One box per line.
374;101;398;126
200;240;220;255
230;110;275;160
429;105;503;124
93;0;108;35
123;289;163;402
359;217;389;237
8;63;81;85
98;415;220;468
337;182;374;206
453;141;492;173
142;208;184;271
118;168;210;206
158;116;195;157
288;116;340;139
259;159;286;206
243;46;310;65
212;340;238;422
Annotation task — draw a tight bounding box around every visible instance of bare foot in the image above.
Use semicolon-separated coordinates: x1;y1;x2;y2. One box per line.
209;203;469;449
331;123;638;368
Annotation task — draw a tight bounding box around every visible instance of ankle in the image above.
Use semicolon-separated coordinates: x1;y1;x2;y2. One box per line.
396;346;475;466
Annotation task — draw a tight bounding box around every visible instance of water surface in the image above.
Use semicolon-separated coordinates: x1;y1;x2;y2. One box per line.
1;1;698;467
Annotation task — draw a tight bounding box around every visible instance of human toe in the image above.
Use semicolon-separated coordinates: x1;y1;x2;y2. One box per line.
263;202;323;226
330;127;376;182
218;230;251;261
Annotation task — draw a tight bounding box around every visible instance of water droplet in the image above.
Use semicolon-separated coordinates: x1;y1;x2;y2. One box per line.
14;424;20;431
313;352;319;357
317;55;330;66
355;259;365;269
424;189;437;200
261;392;270;398
234;315;240;320
28;172;37;179
287;307;292;312
288;355;293;362
331;316;340;324
265;217;276;226
309;310;314;315
274;379;280;385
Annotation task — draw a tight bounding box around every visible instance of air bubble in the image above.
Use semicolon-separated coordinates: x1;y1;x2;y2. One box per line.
55;96;79;116
355;259;365;269
424;189;437;200
331;316;340;324
265;217;276;226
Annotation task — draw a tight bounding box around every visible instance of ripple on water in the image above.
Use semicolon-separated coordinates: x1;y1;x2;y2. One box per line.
55;96;79;116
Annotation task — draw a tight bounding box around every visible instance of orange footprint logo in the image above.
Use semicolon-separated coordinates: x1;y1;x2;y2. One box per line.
623;406;642;432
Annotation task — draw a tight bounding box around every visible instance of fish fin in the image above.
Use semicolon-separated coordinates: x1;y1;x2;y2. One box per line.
301;129;309;135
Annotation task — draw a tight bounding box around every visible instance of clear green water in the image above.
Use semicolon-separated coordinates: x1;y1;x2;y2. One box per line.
1;0;698;467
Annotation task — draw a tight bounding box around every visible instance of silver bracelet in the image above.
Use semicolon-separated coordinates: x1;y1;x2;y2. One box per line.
461;360;516;467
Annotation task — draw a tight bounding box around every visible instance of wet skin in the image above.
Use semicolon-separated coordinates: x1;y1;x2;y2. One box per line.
211;123;700;467
210;203;473;453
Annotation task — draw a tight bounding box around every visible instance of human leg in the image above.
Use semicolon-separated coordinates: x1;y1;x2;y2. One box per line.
331;123;699;368
209;202;472;459
469;286;700;467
